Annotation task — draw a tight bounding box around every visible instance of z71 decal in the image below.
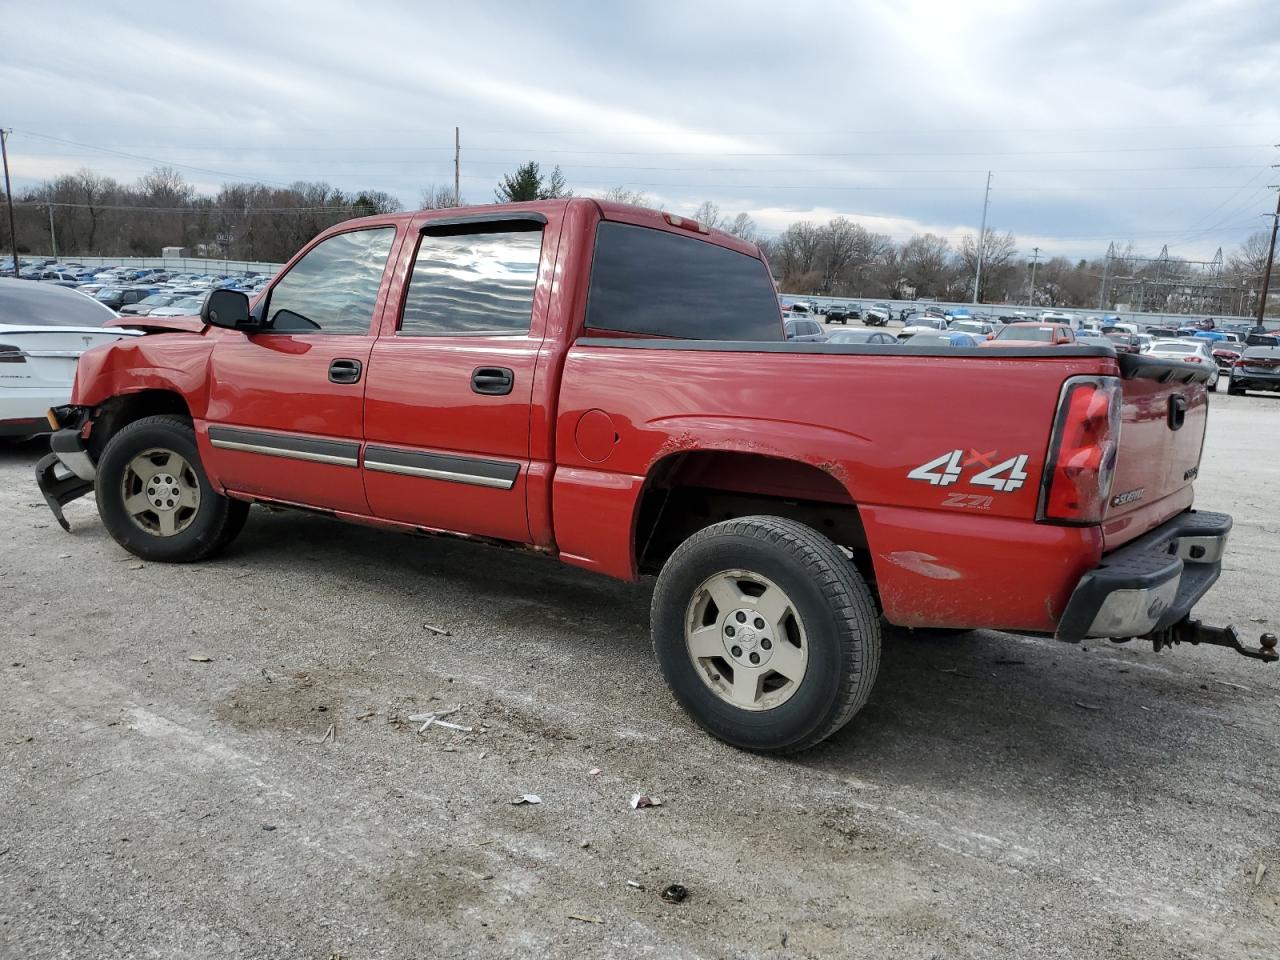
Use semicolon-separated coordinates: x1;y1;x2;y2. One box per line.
941;492;995;510
908;449;1031;495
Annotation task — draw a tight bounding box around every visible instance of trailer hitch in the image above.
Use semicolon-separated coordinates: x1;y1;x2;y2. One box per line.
1142;617;1278;663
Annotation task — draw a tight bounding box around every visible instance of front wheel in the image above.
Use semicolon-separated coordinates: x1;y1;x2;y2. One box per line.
651;516;880;753
96;415;249;562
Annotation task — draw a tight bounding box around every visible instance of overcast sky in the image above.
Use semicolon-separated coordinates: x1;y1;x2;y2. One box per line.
3;0;1278;259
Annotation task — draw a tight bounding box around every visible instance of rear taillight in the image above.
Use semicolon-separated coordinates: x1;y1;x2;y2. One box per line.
0;343;26;363
1039;376;1122;525
1184;355;1202;363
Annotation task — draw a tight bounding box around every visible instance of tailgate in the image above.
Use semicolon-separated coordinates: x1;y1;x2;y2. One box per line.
1102;357;1208;549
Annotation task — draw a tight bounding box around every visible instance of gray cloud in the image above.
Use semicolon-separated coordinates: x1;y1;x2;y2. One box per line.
4;0;1278;259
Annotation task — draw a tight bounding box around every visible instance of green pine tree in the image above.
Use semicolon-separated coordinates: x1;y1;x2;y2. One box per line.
495;162;543;202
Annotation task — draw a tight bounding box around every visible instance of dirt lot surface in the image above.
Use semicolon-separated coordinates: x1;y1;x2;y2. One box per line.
2;390;1278;960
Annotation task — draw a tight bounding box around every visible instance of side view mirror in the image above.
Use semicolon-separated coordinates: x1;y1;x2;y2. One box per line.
202;289;254;330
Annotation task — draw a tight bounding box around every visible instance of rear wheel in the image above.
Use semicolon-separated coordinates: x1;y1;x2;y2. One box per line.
652;516;880;753
96;415;249;562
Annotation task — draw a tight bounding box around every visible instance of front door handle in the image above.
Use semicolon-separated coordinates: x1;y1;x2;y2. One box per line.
329;358;363;384
471;366;514;396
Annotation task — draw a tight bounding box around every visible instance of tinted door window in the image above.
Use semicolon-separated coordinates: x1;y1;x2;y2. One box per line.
585;222;781;341
399;222;543;336
265;227;396;334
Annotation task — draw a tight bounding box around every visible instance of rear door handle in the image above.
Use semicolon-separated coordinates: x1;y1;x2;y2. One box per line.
471;366;514;396
329;358;363;384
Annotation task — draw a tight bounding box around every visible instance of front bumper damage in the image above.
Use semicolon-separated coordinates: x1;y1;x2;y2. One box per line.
1057;509;1277;663
35;409;97;532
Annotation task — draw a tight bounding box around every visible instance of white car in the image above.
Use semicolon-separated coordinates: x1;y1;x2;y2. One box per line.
0;279;140;438
147;295;208;317
1145;338;1219;391
949;319;995;339
898;317;950;339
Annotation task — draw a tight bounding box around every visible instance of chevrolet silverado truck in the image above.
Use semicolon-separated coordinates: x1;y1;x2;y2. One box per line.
35;199;1276;753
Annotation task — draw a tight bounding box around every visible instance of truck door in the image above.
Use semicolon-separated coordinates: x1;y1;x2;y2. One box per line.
361;214;554;542
201;225;400;513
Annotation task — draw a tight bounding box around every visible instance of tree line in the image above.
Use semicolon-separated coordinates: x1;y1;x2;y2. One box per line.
2;161;1272;314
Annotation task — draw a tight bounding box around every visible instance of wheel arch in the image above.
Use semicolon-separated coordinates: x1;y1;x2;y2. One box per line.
86;389;194;459
632;449;874;586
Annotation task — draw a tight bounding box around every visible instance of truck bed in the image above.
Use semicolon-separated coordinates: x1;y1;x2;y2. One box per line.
551;339;1210;633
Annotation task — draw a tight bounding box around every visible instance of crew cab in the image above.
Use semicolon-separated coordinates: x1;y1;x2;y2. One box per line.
35;199;1275;754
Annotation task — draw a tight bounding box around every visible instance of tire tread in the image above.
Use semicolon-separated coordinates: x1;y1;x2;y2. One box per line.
96;415;248;563
653;515;880;753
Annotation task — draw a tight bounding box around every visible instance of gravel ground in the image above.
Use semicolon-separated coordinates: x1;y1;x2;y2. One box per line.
1;389;1278;960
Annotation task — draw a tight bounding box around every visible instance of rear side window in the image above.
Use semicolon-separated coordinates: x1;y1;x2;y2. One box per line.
399;221;543;336
585;222;781;341
266;227;396;334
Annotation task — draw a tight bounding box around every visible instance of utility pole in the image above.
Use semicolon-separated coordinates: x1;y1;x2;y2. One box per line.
1028;246;1040;307
0;128;18;278
1098;241;1115;310
454;126;461;207
972;170;992;305
47;203;57;259
1256;186;1280;327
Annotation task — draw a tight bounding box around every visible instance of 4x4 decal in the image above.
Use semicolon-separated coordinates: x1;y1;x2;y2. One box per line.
908;449;1030;493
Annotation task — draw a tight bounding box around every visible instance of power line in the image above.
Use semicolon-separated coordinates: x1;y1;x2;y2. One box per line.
14;149;1266;176
15;128;1270;161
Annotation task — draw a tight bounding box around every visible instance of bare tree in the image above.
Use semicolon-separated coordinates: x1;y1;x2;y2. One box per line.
600;186;652;208
770;220;824;289
726;211;757;242
71;169;115;251
692;201;725;231
899;233;952;298
1229;231;1273;279
958;228;1018;301
419;184;461;209
138;166;194;207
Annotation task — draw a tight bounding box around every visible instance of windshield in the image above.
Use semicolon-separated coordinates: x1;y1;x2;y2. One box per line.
1242;347;1280;359
828;331;875;343
997;326;1055;342
1154;342;1200;353
139;294;175;306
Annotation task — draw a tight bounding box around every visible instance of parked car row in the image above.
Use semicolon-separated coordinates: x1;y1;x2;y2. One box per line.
781;305;1275;395
1;258;276;316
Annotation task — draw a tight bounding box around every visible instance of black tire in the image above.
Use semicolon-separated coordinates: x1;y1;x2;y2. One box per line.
651;516;880;753
95;415;250;562
1208;378;1218;393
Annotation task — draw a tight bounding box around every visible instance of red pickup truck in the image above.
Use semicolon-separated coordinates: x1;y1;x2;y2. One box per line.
35;199;1275;752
